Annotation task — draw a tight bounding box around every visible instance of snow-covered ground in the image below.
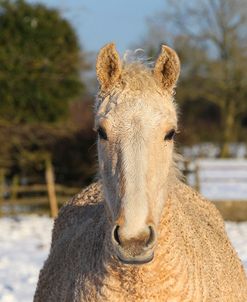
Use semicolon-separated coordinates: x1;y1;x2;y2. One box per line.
0;216;246;302
0;216;52;302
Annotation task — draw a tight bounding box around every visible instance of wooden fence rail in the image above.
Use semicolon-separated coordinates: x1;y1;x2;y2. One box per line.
0;156;81;217
0;184;81;217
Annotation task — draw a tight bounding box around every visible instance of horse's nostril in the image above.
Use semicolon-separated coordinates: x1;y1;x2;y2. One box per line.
112;224;156;250
113;225;121;245
146;225;156;247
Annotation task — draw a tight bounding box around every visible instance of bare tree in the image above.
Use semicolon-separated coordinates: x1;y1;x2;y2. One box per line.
143;0;247;156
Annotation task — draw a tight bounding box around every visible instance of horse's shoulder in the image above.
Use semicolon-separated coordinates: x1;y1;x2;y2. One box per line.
166;181;247;297
51;181;105;245
34;182;108;302
172;181;225;230
68;181;103;206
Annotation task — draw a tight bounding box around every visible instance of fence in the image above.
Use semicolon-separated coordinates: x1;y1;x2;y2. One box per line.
0;156;81;218
182;159;247;221
0;183;80;217
1;159;247;220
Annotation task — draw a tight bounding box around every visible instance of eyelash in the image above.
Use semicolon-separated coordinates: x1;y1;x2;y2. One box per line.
97;126;108;140
164;129;176;141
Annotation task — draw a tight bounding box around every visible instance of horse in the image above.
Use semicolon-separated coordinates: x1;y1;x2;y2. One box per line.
34;43;247;302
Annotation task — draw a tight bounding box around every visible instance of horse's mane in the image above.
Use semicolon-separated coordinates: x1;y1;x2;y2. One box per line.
120;50;158;93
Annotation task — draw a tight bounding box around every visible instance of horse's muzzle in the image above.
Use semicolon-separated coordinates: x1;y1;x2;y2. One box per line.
116;250;154;265
111;224;156;265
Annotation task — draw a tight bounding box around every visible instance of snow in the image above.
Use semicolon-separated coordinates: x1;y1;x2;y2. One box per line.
225;222;247;270
0;216;52;302
0;215;246;302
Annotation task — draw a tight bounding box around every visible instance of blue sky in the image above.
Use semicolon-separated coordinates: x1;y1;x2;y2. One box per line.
28;0;165;54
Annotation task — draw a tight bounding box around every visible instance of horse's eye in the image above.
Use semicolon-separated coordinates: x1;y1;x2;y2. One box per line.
97;126;108;140
164;129;175;141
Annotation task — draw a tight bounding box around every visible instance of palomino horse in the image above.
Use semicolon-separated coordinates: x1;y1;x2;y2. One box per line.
34;44;247;302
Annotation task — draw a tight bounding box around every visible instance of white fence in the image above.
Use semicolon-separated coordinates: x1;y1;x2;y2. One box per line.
185;159;247;201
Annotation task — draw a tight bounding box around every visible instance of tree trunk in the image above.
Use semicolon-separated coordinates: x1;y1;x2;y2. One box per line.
0;169;5;217
220;100;235;158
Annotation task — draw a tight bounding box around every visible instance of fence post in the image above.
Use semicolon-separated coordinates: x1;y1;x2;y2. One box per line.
45;155;58;218
183;159;189;184
10;174;19;215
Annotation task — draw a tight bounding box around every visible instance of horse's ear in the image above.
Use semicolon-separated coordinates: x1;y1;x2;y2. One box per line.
153;45;180;92
96;43;122;91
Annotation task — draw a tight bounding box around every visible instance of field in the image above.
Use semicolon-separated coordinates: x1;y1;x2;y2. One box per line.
0;215;246;302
